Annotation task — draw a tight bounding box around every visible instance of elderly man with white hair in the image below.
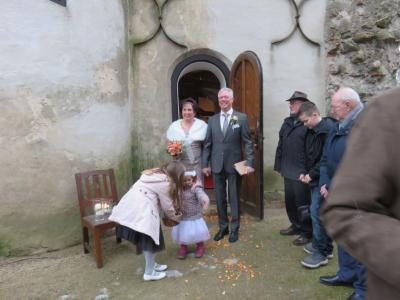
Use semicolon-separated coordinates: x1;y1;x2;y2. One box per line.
317;87;367;300
322;87;400;299
202;87;254;243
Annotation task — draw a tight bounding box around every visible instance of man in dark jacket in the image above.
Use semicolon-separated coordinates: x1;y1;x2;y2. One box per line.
297;101;337;269
318;87;366;300
322;87;400;300
274;91;311;246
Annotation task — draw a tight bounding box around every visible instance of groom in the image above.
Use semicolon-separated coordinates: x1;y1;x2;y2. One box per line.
202;87;254;243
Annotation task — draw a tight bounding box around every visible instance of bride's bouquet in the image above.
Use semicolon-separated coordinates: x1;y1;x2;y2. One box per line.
167;140;184;157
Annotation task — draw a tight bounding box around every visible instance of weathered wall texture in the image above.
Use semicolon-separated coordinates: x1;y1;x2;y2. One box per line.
129;0;328;193
325;0;400;100
4;0;398;255
0;0;130;255
128;0;211;175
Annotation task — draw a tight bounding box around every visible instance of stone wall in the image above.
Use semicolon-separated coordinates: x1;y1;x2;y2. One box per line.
0;0;131;255
325;0;400;102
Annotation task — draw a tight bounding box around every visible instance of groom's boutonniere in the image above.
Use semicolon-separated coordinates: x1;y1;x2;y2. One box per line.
230;115;239;125
230;115;240;130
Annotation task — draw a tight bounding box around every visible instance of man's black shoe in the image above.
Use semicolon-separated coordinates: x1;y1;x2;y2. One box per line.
213;228;229;241
319;275;353;287
347;292;364;300
228;231;239;243
279;226;300;236
292;235;311;246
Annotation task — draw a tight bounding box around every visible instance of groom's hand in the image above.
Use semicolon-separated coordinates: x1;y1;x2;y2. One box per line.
202;167;211;177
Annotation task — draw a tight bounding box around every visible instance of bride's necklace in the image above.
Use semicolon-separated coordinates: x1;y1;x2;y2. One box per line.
181;120;194;133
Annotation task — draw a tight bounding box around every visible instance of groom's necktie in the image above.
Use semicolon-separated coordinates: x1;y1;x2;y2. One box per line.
222;113;229;136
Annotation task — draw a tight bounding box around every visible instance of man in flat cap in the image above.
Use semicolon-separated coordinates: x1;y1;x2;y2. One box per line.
274;91;312;246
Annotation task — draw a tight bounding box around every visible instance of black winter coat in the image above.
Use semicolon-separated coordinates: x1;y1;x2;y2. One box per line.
274;116;308;180
304;117;337;187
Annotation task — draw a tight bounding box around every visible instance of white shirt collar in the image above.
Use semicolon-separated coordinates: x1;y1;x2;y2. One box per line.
220;108;234;130
221;108;233;116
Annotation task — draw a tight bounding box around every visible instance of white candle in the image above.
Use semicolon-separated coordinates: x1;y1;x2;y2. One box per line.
94;203;104;216
94;203;101;212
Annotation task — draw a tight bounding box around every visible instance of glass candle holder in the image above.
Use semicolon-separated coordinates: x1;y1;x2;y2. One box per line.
94;199;105;221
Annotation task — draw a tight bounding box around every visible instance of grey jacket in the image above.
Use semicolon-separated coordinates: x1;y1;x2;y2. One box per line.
182;185;209;221
202;111;254;174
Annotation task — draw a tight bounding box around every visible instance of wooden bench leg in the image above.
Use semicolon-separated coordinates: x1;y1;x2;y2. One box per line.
93;229;103;268
82;227;89;254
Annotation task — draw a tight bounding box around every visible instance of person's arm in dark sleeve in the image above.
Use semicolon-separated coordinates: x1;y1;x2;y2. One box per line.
274;124;284;173
318;132;332;189
308;133;326;181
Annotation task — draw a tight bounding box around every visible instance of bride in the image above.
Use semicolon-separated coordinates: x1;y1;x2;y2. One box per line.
166;98;208;180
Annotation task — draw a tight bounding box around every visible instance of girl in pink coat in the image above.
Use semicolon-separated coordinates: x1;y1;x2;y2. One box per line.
109;161;184;281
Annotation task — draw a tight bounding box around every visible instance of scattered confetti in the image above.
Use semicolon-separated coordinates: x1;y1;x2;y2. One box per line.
223;258;239;266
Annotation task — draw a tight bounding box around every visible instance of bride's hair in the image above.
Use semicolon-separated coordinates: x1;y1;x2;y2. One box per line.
180;98;198;115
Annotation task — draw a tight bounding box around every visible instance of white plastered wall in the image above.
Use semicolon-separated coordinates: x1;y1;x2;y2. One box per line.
207;0;328;167
0;0;130;253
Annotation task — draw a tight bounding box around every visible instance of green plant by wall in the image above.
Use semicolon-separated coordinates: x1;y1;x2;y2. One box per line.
0;236;11;256
115;154;133;197
264;167;284;203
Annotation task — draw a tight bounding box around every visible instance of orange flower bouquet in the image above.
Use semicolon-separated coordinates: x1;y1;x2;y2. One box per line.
167;140;184;157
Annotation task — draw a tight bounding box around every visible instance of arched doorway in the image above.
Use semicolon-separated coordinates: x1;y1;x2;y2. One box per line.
179;70;219;123
170;51;264;220
170;54;230;121
171;55;229;190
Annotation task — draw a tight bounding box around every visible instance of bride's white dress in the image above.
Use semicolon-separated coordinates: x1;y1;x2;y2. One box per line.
166;118;208;178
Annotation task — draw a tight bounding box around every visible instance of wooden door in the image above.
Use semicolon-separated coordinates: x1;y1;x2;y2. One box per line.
230;51;264;219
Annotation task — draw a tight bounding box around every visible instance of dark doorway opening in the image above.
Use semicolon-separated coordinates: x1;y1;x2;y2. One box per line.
178;70;220;123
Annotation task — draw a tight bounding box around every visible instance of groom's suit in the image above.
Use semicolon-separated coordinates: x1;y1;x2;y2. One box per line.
202;110;254;232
